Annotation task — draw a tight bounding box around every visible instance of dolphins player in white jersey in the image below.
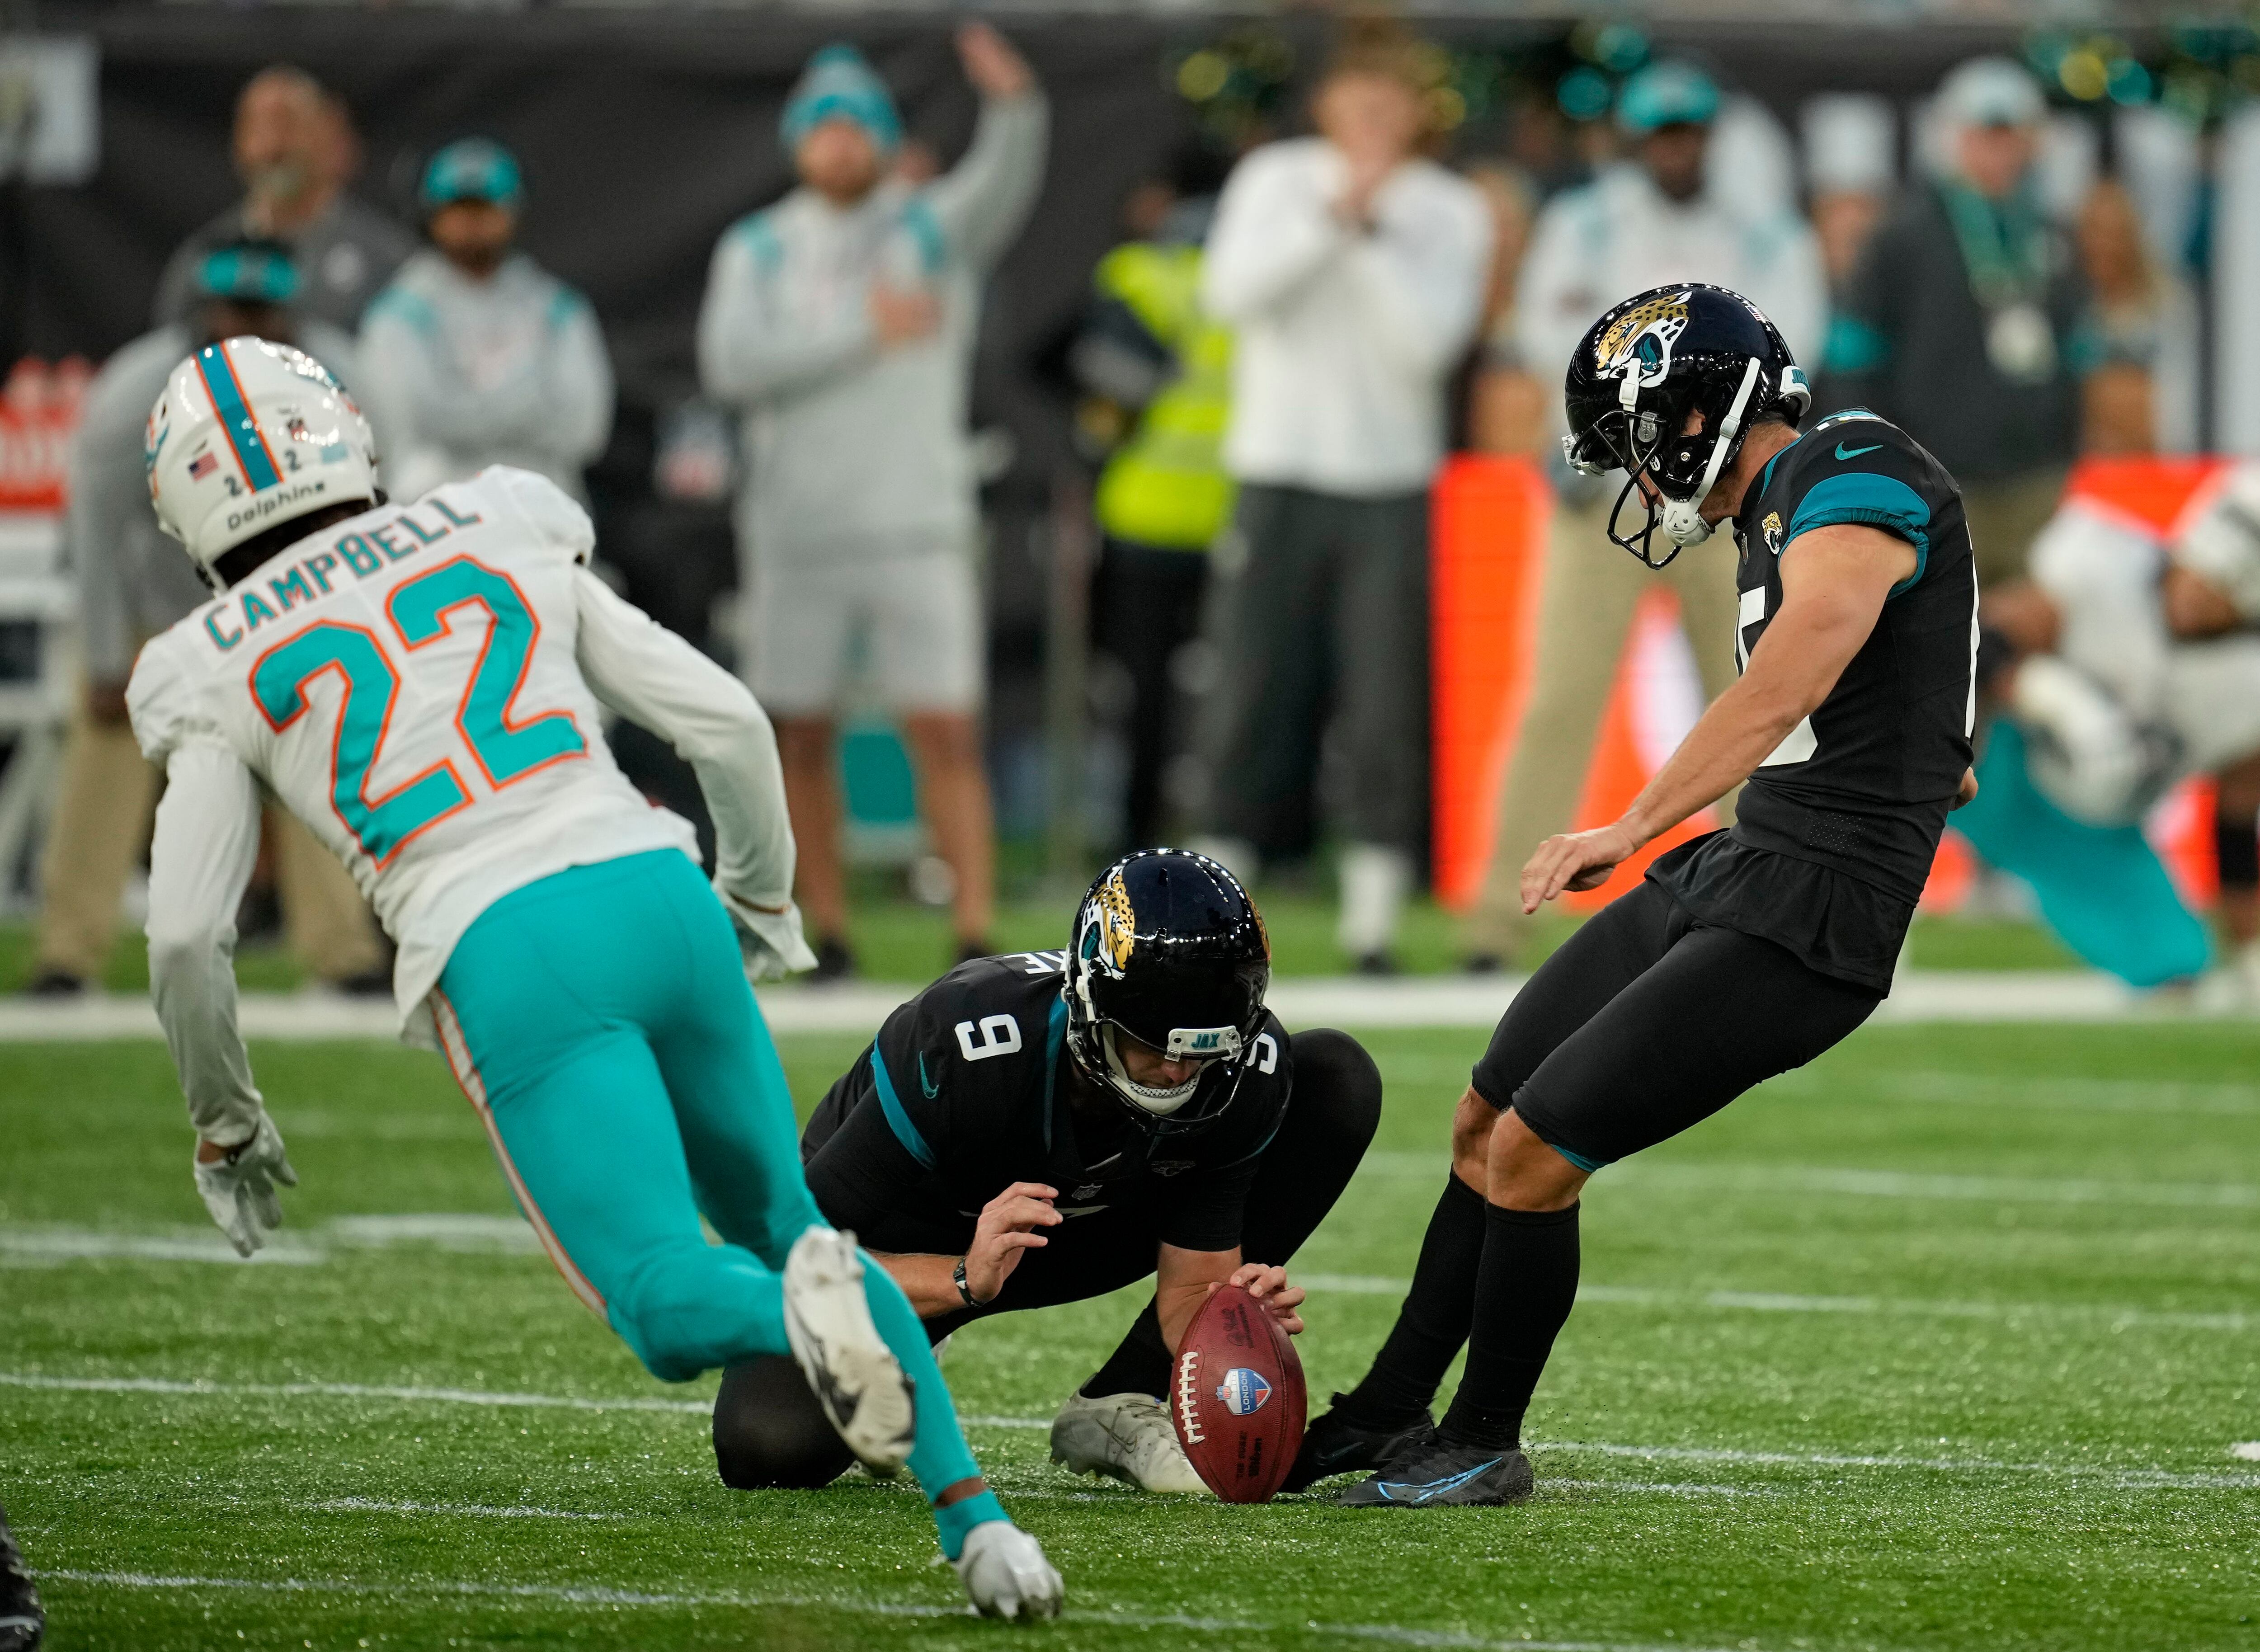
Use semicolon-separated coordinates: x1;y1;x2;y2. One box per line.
129;336;1061;1618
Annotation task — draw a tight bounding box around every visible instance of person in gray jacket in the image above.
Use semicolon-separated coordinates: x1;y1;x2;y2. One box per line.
357;138;615;504
153;65;415;332
27;240;386;996
698;24;1046;978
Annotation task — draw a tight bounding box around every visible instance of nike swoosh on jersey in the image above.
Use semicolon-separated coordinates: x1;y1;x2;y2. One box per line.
1376;1457;1505;1503
918;1053;940;1099
1836;442;1882;459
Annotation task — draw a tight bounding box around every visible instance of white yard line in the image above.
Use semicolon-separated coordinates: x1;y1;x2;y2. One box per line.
0;970;2242;1044
27;1568;1766;1652
0;1214;542;1267
10;1370;2252;1492
1299;1273;2257;1332
1351;1152;2260;1210
12;1220;2253;1338
311;1498;622;1521
0;1371;710;1415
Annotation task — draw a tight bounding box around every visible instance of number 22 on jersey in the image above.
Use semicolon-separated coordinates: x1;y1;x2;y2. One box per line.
249;555;586;866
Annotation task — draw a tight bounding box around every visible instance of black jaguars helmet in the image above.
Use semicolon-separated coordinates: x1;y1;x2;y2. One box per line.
1564;282;1810;569
1064;849;1271;1137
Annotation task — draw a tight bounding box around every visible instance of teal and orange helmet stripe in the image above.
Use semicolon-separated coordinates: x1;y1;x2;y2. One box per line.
194;341;283;492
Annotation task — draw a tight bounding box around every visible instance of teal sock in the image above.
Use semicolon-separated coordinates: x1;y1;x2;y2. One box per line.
932;1489;1008;1561
856;1248;985;1508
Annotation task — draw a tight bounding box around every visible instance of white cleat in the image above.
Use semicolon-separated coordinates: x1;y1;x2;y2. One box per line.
952;1520;1064;1620
1049;1390;1210;1495
782;1226;916;1476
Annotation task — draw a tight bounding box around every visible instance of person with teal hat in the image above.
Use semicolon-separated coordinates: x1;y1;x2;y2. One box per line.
28;234;386;1000
357;136;614;505
698;24;1047;982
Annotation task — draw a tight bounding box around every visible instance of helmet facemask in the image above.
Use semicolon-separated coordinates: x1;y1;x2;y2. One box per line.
1567;355;1763;570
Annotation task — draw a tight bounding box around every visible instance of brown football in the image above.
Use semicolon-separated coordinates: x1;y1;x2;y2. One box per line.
1169;1283;1307;1502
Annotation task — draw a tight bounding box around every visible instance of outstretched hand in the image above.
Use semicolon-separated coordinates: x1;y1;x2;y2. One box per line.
1520;819;1642;915
956;22;1033;99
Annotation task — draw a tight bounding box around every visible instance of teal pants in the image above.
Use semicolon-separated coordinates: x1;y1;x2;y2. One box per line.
1957;724;2212;988
434;849;998;1551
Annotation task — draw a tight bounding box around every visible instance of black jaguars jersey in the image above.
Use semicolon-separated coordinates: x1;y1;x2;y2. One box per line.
1648;410;1975;991
801;953;1295;1256
1721;409;1976;904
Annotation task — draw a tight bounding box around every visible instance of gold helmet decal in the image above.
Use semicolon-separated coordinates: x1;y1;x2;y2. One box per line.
1093;867;1137;972
1595;290;1692;388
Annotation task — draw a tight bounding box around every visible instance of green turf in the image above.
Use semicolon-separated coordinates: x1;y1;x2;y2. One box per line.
0;899;2081;994
5;1022;2257;1651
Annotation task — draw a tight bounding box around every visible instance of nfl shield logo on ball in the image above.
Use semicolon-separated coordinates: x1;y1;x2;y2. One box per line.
1215;1368;1271;1416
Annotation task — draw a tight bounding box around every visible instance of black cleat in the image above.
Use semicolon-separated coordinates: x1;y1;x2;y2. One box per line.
1281;1396;1438;1493
0;1505;43;1651
1335;1440;1535;1508
22;969;83;999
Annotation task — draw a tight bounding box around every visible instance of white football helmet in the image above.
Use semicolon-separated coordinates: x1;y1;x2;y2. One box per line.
146;336;377;590
2175;462;2260;626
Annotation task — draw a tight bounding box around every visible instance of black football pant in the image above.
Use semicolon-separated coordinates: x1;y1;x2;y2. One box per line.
1091;538;1209;850
712;1029;1382;1489
1473;876;1883;1167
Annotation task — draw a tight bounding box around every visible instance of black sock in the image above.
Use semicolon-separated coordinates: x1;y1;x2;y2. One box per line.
1438;1200;1580;1453
1079;1299;1172;1400
1337;1174;1488;1430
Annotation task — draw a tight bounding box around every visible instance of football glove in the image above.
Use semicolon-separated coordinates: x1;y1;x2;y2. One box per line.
193;1111;298;1258
714;885;819;982
951;1520;1063;1620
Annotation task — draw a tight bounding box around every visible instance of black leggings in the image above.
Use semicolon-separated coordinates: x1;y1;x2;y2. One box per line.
1471;879;1882;1170
713;1028;1383;1489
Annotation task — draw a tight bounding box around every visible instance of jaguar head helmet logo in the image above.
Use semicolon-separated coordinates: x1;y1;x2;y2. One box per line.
1595;291;1692;391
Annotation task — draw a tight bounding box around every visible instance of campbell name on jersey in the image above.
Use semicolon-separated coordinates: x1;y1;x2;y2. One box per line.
804;953;1294;1254
126;466;697;1036
1720;410;1978;906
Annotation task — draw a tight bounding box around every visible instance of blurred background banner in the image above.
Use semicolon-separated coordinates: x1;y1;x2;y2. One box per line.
8;3;2260;985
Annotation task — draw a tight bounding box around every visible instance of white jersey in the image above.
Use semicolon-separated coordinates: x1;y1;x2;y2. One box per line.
2020;498;2260;821
129;467;805;1084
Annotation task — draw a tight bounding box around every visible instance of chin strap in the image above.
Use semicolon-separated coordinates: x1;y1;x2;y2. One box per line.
1657;356;1763;549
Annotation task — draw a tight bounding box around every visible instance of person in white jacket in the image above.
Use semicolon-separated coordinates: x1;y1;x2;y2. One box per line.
358;139;614;504
698;26;1046;978
1192;21;1494;971
1464;61;1827;970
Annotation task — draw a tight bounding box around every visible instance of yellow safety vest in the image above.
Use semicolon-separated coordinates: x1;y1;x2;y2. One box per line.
1090;242;1235;551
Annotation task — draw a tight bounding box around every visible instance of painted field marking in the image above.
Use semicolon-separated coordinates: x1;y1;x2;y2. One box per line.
312;1498;622;1521
0;1214;542;1268
0;1372;710;1415
1350;1152;2260;1210
1768;1069;2260;1116
1293;1275;2256;1334
27;1567;1767;1652
11;1371;2253;1492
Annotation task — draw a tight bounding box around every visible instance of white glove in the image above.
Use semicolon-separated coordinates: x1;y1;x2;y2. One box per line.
714;885;819;982
193;1112;298;1257
951;1521;1063;1620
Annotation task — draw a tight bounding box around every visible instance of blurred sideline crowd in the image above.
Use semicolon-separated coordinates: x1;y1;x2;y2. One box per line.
13;18;2260;996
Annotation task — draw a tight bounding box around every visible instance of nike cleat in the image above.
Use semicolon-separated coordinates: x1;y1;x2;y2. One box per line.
1281;1395;1439;1493
1050;1391;1210;1494
1335;1441;1535;1508
782;1227;917;1476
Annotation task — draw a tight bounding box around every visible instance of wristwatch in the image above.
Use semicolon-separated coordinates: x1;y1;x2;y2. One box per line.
953;1255;979;1308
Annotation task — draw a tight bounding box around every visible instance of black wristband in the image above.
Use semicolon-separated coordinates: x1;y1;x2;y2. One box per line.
953;1255;979;1308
